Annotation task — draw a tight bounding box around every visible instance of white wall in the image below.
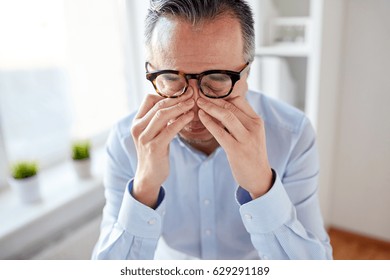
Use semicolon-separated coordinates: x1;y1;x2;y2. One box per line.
316;0;345;228
329;0;390;241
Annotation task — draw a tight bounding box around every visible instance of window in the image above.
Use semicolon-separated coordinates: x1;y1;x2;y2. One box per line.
0;0;145;184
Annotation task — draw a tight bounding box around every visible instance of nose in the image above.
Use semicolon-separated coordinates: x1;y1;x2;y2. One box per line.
187;79;201;119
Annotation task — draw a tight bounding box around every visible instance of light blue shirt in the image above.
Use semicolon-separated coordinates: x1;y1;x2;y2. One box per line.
92;90;332;260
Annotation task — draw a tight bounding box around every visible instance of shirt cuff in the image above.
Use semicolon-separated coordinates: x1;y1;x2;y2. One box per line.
236;169;276;205
238;172;294;234
117;179;166;239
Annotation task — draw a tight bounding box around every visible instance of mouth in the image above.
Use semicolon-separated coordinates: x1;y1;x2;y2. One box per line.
183;121;207;134
184;125;206;133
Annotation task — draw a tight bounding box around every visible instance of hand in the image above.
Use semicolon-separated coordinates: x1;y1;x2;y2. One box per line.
197;96;273;198
131;90;195;207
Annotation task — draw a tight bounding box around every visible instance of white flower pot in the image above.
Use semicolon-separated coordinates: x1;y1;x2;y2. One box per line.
9;175;41;204
72;159;92;179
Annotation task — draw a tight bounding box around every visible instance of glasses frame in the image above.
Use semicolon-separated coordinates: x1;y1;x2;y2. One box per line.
145;62;250;99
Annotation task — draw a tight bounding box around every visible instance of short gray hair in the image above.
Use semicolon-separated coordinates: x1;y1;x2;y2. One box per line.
145;0;255;63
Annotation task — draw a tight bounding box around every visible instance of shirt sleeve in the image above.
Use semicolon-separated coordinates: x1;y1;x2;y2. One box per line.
236;118;333;260
91;123;165;260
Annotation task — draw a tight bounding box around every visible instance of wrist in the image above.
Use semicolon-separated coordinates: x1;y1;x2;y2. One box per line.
249;168;275;199
132;177;161;209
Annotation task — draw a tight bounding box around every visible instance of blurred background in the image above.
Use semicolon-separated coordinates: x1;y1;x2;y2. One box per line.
0;0;389;259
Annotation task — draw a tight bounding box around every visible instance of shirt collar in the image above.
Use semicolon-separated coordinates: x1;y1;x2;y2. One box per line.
173;135;223;161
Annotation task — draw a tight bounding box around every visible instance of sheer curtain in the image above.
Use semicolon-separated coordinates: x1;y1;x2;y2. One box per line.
118;0;153;111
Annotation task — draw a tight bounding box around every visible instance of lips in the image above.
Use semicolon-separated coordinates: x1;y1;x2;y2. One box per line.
183;121;207;133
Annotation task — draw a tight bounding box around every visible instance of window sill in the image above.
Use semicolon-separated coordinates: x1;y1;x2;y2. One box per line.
0;148;106;259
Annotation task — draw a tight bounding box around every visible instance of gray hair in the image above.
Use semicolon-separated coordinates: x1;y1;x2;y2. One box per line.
145;0;255;63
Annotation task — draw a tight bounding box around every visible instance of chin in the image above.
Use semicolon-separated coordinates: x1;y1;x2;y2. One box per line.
179;130;213;143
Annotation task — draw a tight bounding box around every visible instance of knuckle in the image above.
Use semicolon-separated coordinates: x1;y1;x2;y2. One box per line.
165;115;183;132
224;101;241;115
138;133;148;145
144;93;155;103
176;99;193;112
131;122;141;138
142;94;160;109
156;99;167;110
155;108;167;120
176;100;187;110
215;126;227;138
147;141;160;154
164;122;176;136
223;102;235;111
175;101;185;112
253;117;264;127
249;117;264;132
223;110;236;122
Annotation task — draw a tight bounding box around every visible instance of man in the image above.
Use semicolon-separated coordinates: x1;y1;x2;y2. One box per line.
92;0;332;259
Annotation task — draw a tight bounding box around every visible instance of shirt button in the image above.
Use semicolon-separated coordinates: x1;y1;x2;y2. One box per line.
244;214;252;220
204;199;210;205
262;255;269;260
148;218;157;225
205;229;211;236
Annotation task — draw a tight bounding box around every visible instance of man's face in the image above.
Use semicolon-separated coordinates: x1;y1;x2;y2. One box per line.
149;15;249;149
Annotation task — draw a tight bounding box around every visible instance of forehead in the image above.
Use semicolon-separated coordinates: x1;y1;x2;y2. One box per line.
149;15;244;71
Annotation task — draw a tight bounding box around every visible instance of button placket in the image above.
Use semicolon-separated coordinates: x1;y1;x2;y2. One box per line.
198;158;217;259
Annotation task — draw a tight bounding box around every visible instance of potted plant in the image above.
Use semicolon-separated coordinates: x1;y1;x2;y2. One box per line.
9;161;41;203
71;140;92;179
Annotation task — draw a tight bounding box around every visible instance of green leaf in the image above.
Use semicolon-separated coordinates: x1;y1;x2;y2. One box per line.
71;141;91;160
11;161;38;179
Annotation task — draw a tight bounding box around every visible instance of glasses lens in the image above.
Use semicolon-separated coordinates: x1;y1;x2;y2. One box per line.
155;73;186;97
201;73;232;97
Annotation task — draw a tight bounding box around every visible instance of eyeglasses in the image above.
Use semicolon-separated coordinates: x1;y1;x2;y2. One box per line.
145;62;250;99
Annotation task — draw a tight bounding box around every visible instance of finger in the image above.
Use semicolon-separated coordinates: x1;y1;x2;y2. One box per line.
135;94;164;120
136;90;193;120
203;96;255;125
228;96;265;134
141;97;195;141
198;109;235;147
156;111;195;146
197;98;248;142
135;89;194;134
229;95;259;119
146;90;193;121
